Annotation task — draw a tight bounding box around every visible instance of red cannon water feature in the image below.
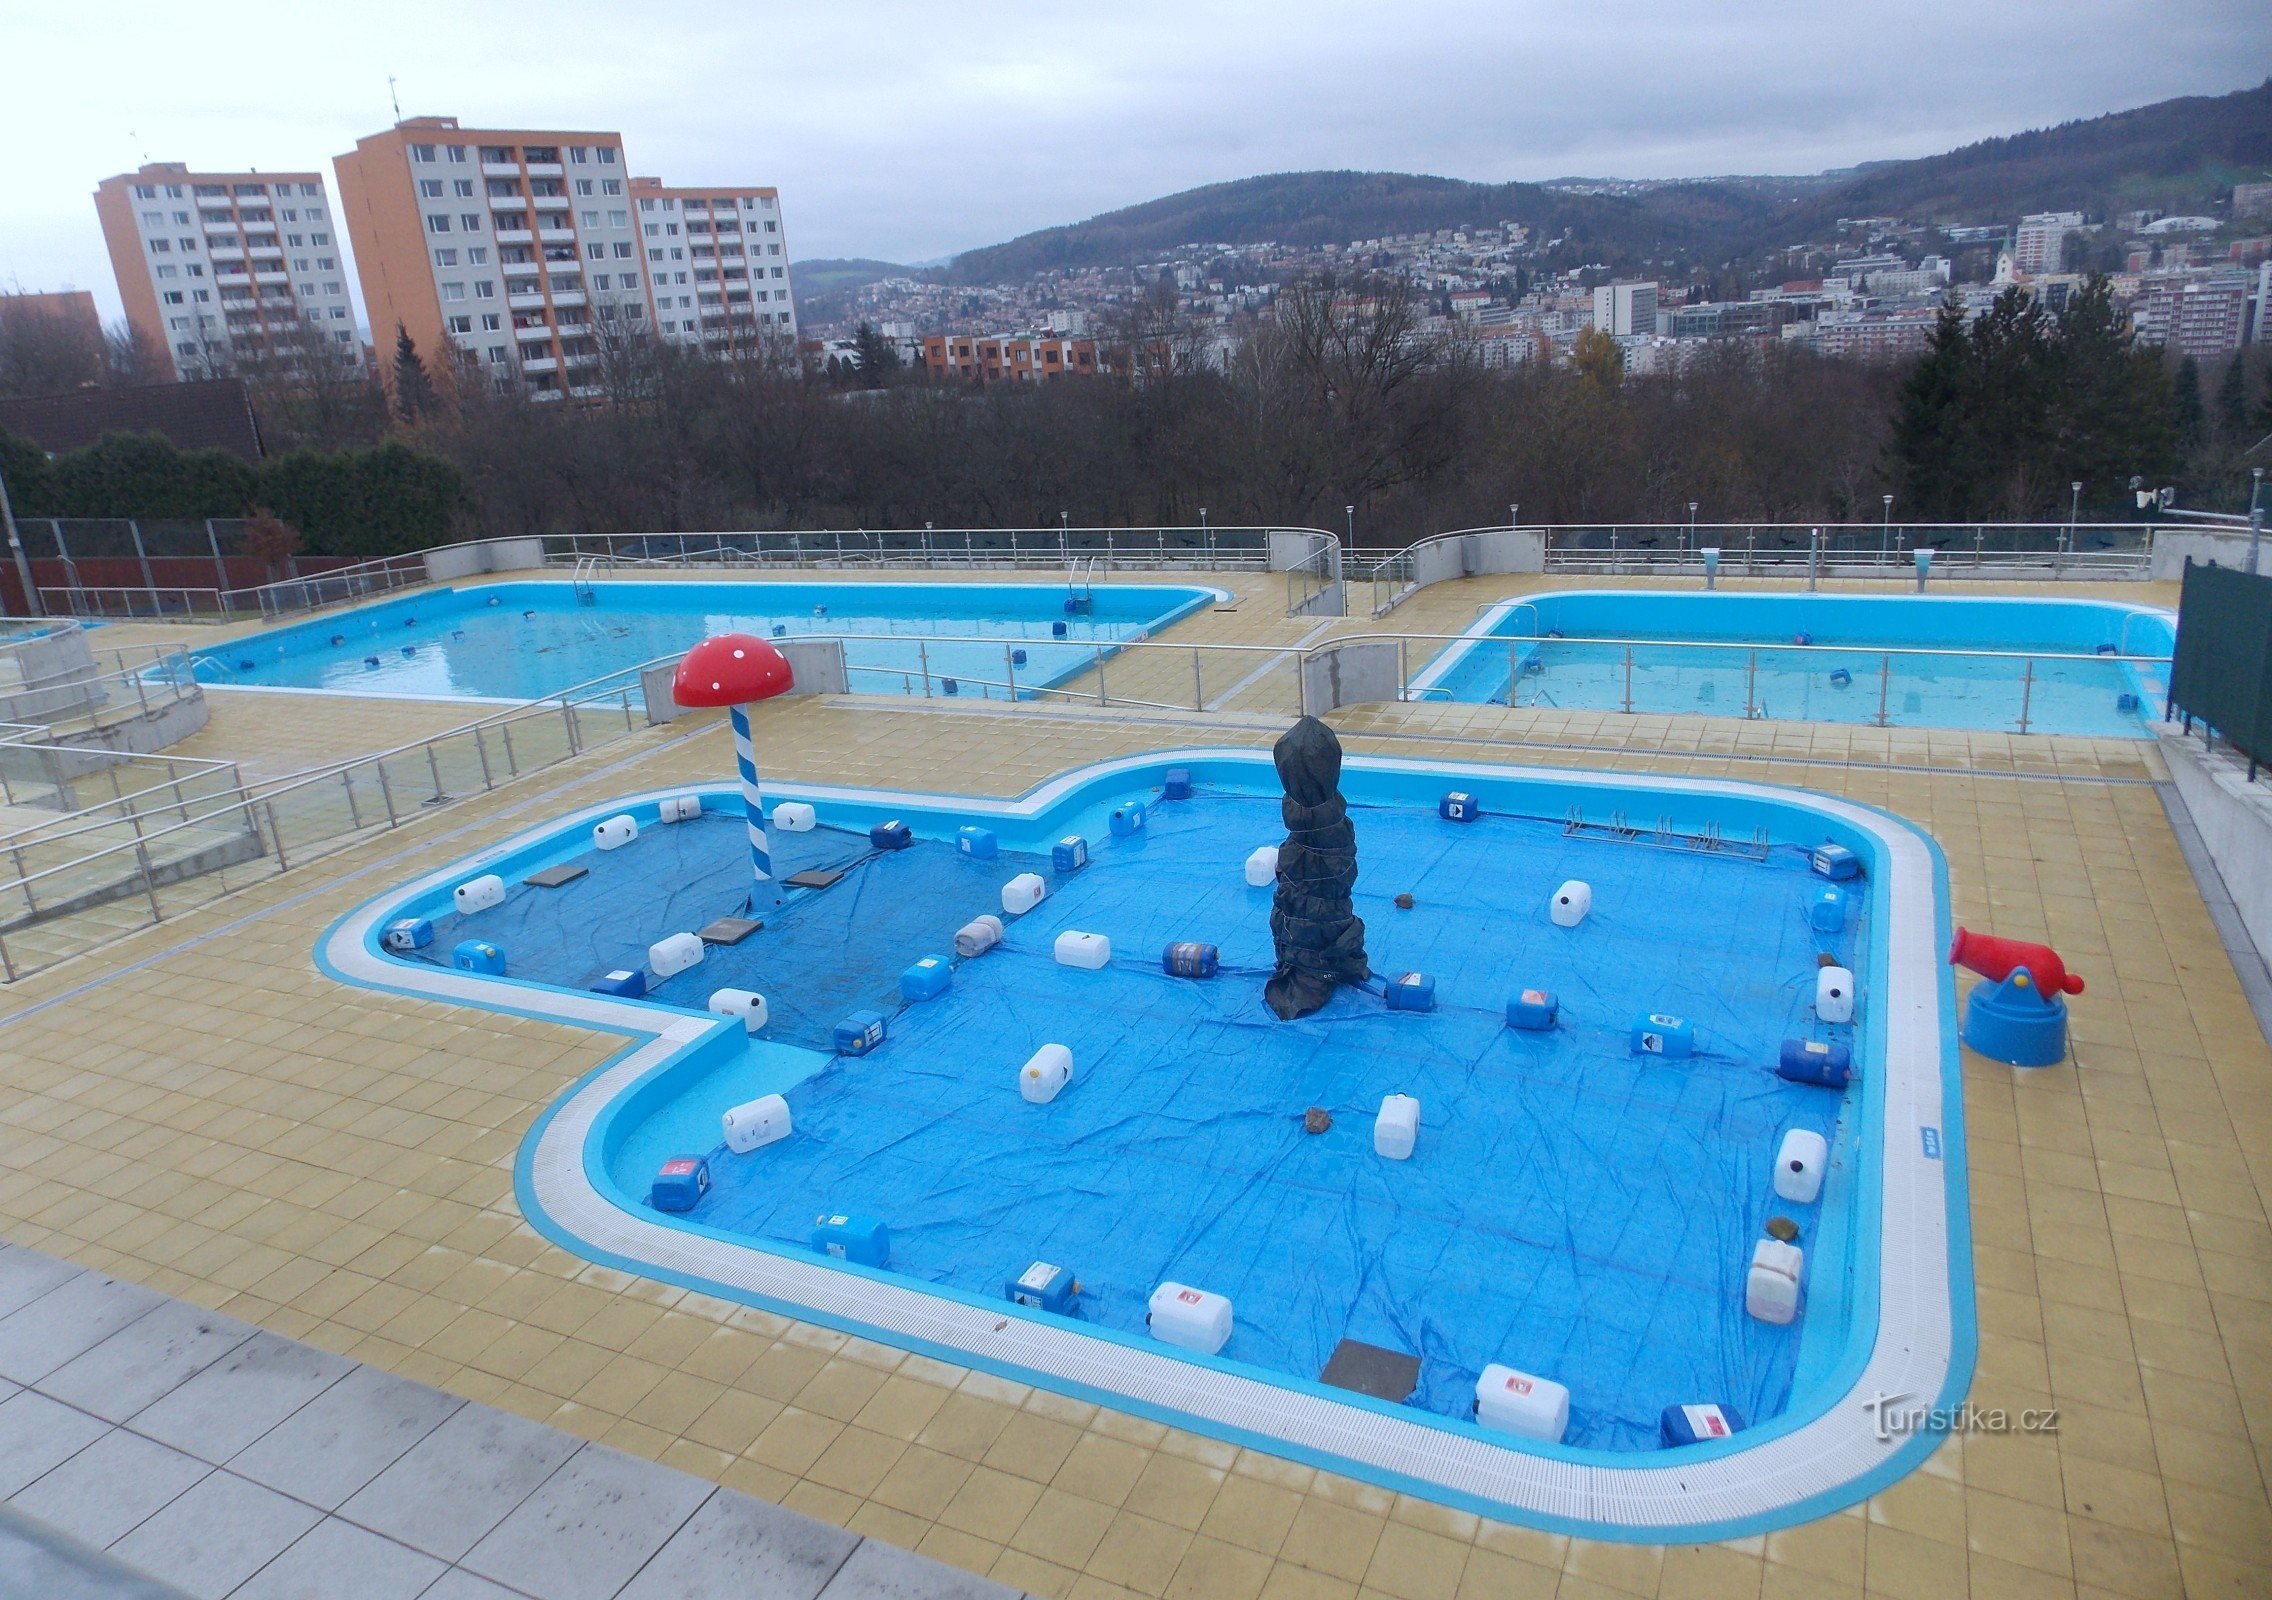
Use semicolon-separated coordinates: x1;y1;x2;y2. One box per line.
1948;928;2085;996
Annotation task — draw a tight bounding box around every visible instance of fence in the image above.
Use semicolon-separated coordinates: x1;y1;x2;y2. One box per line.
2166;557;2272;778
1542;521;2155;577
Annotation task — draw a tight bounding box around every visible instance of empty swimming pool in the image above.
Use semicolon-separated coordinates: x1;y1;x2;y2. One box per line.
1407;591;2173;736
191;579;1222;702
324;751;1971;1539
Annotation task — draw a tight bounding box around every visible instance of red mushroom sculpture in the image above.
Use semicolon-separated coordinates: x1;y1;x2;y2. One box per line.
672;634;794;896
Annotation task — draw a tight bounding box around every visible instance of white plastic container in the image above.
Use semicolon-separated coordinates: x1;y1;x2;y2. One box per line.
1549;880;1592;927
1816;965;1856;1024
593;814;638;851
1747;1237;1804;1324
649;932;705;979
658;795;701;823
1001;873;1046;915
1375;1094;1420;1160
772;801;817;833
1019;1043;1073;1104
1474;1364;1570;1442
1244;846;1279;888
453;874;504;915
954;915;1005;958
720;1093;791;1154
1054;930;1111;970
1148;1282;1233;1355
708;988;769;1032
1774;1129;1829;1204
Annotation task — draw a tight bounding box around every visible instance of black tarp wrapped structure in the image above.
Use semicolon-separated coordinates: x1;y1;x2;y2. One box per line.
1264;715;1370;1018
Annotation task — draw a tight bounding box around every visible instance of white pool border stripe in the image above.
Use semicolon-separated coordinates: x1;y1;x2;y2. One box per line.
319;748;1962;1539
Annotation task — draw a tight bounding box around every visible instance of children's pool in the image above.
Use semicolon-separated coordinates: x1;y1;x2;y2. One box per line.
1407;591;2174;737
192;579;1222;702
324;751;1970;1538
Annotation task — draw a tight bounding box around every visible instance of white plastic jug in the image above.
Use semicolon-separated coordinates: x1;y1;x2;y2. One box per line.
954;915;1004;958
1054;931;1111;970
1375;1094;1420;1160
649;932;704;979
452;874;504;915
1549;880;1592;927
1816;965;1855;1024
1019;1043;1073;1104
772;801;817;833
1774;1129;1829;1204
658;795;701;823
1002;873;1046;915
708;988;769;1032
1245;846;1279;888
1147;1282;1232;1355
1475;1364;1569;1442
593;814;638;850
721;1093;791;1153
1747;1237;1804;1324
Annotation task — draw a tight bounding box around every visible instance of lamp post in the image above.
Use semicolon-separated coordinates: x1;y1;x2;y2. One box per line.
1345;505;1354;546
2067;481;2082;557
1687;500;1697;558
2251;468;2264;577
1881;493;1894;565
1508;502;1519;531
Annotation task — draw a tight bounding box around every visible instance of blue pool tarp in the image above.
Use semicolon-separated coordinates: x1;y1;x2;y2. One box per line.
421;794;1861;1451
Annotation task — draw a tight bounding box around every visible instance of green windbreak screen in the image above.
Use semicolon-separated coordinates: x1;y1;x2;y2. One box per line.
2169;558;2272;765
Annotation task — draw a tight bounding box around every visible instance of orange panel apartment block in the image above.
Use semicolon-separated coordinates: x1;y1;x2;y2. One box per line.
629;177;797;356
93;163;359;381
921;332;1099;383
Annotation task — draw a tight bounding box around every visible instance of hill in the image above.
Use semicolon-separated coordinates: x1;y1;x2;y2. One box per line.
931;80;2272;282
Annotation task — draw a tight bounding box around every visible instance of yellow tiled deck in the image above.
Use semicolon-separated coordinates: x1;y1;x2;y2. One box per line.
2;568;2264;1600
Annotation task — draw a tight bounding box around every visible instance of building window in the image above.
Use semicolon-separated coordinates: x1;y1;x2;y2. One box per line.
487;345;508;363
620;273;639;290
607;210;628;229
317;257;336;270
480;313;501;331
579;211;598;229
162;289;184;304
597;147;617;165
411;144;436;163
454;179;475;197
310;231;329;245
466;247;490;265
324;282;342;295
613;242;634;258
447;315;472;334
442;282;466;301
419;179;443;197
461;213;484;232
569;147;589;164
427;215;452;233
474;280;496;298
330;306;348;320
771;266;784;278
480;145;514;163
133;184;156;199
574;180;594;197
155;264;178;279
765;220;777;233
150;239;172;253
434;248;459;266
586;243;605;261
446;145;467;163
647;248;662;262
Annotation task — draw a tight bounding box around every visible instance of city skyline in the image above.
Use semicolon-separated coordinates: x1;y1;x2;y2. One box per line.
2;0;2267;327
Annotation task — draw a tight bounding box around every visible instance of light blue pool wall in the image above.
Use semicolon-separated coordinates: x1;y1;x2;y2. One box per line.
348;750;1967;1520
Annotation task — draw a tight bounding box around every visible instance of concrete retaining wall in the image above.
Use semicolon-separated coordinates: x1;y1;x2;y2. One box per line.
425;537;548;584
2160;728;2272;963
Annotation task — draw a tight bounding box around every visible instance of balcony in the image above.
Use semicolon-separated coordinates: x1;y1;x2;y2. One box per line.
253;271;290;285
524;162;563;178
513;323;553;342
481;161;520;178
538;229;576;245
208;248;245;263
495;228;533;245
487;194;525;210
507;292;547;311
521;355;559;373
549;290;586;309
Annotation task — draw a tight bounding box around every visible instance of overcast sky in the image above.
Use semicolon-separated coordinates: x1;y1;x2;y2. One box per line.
2;0;2266;323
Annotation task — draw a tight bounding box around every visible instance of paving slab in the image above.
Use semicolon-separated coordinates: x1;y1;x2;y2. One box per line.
228;1516;446;1600
128;1334;352;1465
0;1390;111;1498
0;1273;163;1386
817;1538;1025;1599
460;1445;711;1600
337;1404;579;1564
0;1501;197;1600
40;1299;258;1424
614;1487;859;1600
226;1366;462;1512
109;1472;320;1600
0;1249;83;1322
7;1428;208;1549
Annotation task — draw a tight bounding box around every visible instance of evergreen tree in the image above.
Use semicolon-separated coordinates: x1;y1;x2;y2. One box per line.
1887;299;1972;517
2212;356;2249;442
850;322;899;388
390;326;439;424
2046;276;2174;506
2171;357;2203;450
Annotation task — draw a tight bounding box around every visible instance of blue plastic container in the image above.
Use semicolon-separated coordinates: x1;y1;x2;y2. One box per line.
1051;620;1068;637
1163;767;1192;801
382;917;433;954
870;819;913;851
834;1011;887;1055
1012;648;1028;666
941;677;959;696
1110;802;1147;838
1505;988;1558;1030
2116;692;2140;712
650;1156;710;1213
1810;843;1859;880
1163;941;1219;979
956;825;998;860
1777;1037;1853;1087
1809;886;1849;933
1629;1012;1693;1058
1005;1261;1078;1315
1962;968;2068;1067
1386;972;1437;1012
1439;791;1479;822
451;939;505;975
812;1213;890;1267
1660;1402;1743;1447
591;968;648;998
900;956;951;1002
1052;836;1088;873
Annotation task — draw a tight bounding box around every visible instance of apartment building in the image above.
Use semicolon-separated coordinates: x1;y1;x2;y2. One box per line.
920;333;1100;383
2011;211;2085;276
1591;280;1657;337
0;289;101;342
629;178;795;355
93;162;359;379
2131;272;2251;359
335;118;651;401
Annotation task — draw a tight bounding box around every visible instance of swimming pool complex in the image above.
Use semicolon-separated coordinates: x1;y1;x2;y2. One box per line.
192;579;1222;702
324;751;1969;1539
1407;591;2174;737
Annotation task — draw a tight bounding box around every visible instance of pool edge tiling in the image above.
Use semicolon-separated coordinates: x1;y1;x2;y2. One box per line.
314;748;1976;1543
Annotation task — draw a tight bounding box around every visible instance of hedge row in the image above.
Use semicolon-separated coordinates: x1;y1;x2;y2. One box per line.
0;428;470;557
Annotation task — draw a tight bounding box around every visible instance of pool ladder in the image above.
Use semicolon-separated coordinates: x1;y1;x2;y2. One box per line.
1066;553;1104;613
571;556;602;606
